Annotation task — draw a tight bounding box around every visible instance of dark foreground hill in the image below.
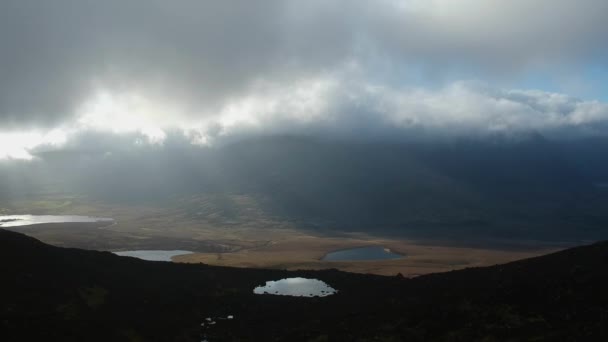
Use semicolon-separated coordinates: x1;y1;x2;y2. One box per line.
1;229;608;341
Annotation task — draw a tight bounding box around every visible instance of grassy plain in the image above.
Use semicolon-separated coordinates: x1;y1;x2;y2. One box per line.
1;194;562;276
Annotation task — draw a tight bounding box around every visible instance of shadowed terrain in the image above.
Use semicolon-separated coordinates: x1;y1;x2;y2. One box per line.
2;228;608;341
3;136;608;242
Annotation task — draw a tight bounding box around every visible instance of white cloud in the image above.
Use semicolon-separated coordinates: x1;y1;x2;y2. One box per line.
0;130;68;160
76;90;175;145
1;0;607;129
4;77;608;160
372;0;608;69
198;77;608;140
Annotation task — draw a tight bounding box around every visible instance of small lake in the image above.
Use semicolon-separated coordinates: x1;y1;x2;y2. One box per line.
253;277;337;297
113;250;194;262
322;246;404;261
0;215;114;227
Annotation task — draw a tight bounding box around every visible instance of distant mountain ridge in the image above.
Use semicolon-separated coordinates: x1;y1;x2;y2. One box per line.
2;135;608;240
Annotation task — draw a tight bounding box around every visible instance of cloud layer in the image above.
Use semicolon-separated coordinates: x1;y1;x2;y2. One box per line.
1;0;608;159
3;78;608;160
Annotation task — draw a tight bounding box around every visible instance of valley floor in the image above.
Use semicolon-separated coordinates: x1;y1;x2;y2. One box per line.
1;196;565;276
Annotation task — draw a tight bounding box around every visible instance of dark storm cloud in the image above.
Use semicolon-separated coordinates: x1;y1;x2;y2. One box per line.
0;0;280;127
1;0;608;155
0;0;367;128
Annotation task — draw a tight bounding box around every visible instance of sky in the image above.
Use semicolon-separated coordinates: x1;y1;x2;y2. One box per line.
1;0;608;160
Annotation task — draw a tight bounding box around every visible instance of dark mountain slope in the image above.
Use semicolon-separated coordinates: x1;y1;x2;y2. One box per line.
5;135;608;240
2;229;608;341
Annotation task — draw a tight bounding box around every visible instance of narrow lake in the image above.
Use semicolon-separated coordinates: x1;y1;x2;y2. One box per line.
0;215;114;227
113;250;194;262
322;246;404;261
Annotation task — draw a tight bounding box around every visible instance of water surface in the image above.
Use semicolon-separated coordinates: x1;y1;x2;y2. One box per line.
253;277;337;297
114;250;194;262
0;215;114;227
322;246;403;261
